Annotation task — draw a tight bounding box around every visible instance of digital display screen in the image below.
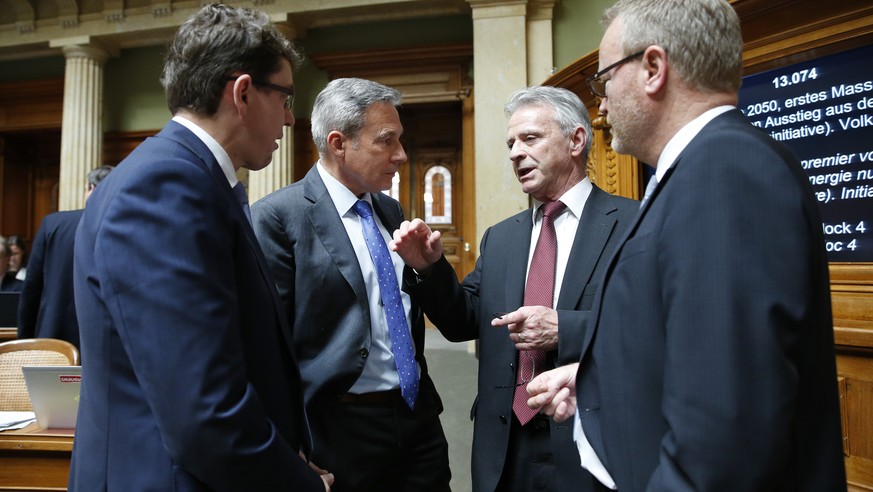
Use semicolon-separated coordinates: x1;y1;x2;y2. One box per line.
738;43;873;262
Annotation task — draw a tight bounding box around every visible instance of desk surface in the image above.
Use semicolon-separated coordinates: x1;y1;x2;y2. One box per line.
0;423;73;491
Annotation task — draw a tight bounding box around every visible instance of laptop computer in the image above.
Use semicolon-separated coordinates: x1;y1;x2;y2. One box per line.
0;292;19;327
21;365;82;429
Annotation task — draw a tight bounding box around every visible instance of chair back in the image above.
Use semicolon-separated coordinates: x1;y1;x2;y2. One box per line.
0;338;80;411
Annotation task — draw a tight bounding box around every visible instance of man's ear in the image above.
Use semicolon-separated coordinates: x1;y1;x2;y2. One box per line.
569;126;587;157
230;75;253;114
642;46;669;95
327;130;346;158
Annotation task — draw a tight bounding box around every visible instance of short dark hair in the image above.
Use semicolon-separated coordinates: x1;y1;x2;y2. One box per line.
87;165;115;188
160;3;302;116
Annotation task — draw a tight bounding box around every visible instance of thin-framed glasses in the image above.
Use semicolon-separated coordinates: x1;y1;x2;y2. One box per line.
586;50;645;98
227;76;295;110
495;352;537;389
252;79;295;110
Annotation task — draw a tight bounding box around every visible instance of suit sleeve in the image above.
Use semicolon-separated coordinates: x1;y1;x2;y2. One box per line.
18;218;48;339
403;228;493;343
93;164;321;491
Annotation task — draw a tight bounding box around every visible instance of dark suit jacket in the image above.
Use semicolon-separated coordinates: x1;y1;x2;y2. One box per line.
251;166;444;447
70;121;323;492
577;109;847;491
406;185;638;492
18;209;84;347
0;273;23;292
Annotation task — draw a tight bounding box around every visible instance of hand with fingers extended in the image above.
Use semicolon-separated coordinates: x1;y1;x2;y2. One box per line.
491;306;559;351
525;363;579;423
389;218;443;273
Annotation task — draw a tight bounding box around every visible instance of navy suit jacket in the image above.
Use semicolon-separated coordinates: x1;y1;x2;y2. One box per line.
577;109;846;491
70;121;323;492
251;167;444;456
18;209;84;347
406;185;638;492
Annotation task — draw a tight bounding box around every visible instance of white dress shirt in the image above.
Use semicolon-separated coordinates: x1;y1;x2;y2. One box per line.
316;162;418;393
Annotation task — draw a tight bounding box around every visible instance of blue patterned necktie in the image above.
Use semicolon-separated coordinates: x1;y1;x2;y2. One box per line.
232;182;253;227
352;199;420;409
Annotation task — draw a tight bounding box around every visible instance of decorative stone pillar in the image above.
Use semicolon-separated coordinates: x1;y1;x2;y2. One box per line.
527;1;558;85
52;39;108;211
247;131;294;202
247;20;300;202
466;0;530;243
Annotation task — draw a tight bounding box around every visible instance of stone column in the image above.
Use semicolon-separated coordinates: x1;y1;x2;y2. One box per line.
51;39;108;211
247;131;294;202
527;0;558;85
466;0;530;243
247;20;299;203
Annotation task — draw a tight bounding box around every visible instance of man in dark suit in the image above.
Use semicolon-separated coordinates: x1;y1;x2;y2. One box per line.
390;85;638;492
18;165;113;348
527;1;847;490
70;5;331;491
0;241;23;292
252;77;451;492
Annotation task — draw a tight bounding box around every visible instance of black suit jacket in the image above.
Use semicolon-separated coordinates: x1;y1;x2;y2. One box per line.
251;166;444;439
577;109;847;491
18;209;84;347
406;184;638;492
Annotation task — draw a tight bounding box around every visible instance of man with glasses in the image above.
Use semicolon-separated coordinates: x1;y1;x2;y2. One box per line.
70;4;332;491
389;85;637;492
527;0;847;490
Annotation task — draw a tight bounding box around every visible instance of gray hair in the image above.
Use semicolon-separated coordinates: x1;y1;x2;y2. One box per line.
310;78;403;155
504;85;593;159
603;0;743;93
161;3;301;116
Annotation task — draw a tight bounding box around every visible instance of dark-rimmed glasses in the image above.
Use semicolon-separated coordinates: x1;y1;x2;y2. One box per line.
586;50;645;98
227;77;295;110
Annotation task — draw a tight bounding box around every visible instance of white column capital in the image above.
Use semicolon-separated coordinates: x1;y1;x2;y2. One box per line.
466;0;527;19
50;36;116;61
528;0;558;21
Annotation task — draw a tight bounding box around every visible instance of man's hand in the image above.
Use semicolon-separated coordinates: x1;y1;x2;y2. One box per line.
389;218;442;272
491;306;559;351
300;452;334;491
526;363;579;422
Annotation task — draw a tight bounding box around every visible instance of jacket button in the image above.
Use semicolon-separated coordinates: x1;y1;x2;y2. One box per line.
359;348;369;358
499;414;507;424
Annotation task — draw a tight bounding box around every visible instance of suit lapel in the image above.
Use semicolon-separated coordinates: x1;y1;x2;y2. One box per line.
504;212;533;312
579;164;678;358
161;121;293;345
302;169;370;307
556;187;619;310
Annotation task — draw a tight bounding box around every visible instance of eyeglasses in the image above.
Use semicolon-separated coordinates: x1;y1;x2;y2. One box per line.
495;352;537;389
586;50;645;98
252;79;295;110
227;76;294;110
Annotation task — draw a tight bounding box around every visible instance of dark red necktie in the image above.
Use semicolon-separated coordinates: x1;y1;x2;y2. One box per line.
513;200;566;425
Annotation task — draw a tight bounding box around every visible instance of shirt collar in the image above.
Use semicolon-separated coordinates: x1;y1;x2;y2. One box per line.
655;105;734;182
172;115;238;187
316;161;374;216
531;176;592;221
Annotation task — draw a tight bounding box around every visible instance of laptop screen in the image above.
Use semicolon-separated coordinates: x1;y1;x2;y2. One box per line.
21;365;82;429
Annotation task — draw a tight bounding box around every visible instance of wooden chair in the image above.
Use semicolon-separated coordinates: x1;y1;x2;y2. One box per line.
0;338;80;411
